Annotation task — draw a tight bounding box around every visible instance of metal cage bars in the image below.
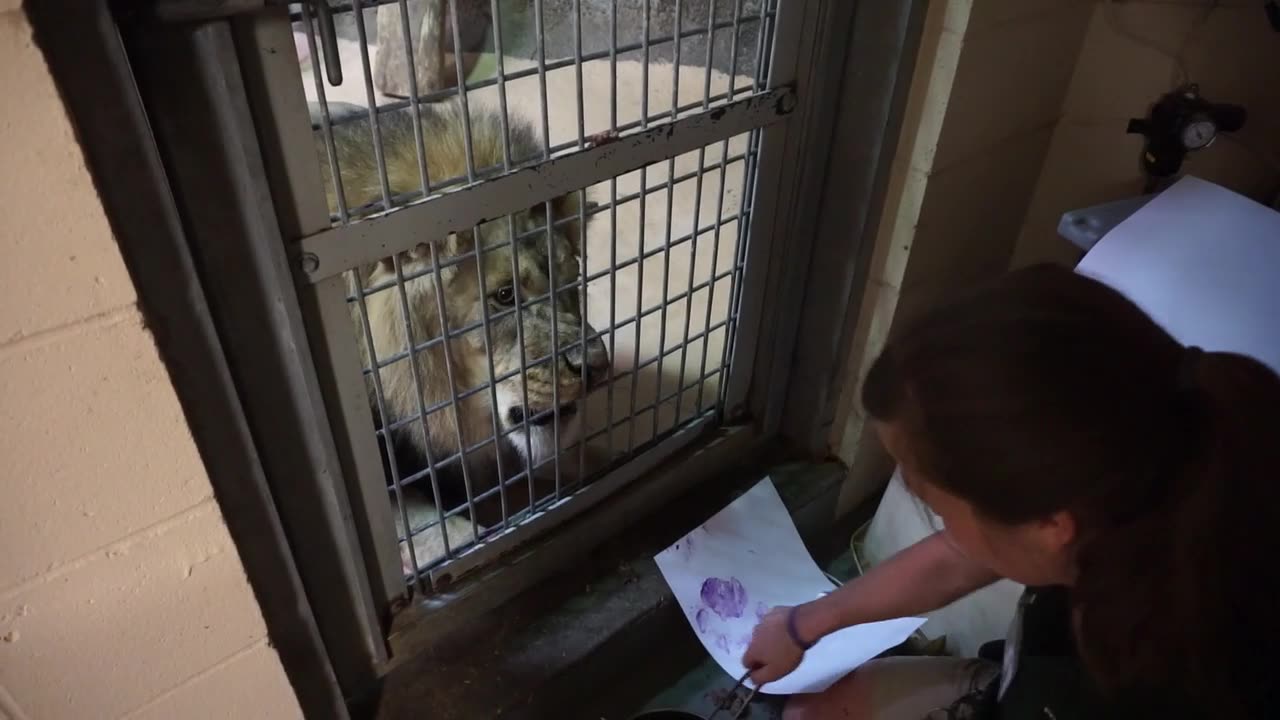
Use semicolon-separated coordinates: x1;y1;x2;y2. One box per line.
428;180;752;573
296;1;777;222
380;148;757;580
295;0;782;588
250;0;791;597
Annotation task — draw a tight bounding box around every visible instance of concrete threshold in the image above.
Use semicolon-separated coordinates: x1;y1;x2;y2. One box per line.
365;454;868;720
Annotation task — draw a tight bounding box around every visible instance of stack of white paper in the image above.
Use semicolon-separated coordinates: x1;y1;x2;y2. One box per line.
654;478;925;694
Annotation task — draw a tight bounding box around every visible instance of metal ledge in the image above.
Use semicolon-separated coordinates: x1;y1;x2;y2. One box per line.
295;87;797;282
366;456;855;719
1057;193;1157;253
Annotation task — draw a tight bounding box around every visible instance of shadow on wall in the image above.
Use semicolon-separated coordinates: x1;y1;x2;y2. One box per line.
1013;0;1280;268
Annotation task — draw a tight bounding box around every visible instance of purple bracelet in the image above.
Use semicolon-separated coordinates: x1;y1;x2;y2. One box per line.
787;605;816;651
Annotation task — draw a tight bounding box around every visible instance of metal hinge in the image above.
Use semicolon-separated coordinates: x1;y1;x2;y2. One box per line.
150;0;343;85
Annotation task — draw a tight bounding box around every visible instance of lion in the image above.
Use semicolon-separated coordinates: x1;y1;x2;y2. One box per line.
314;101;611;544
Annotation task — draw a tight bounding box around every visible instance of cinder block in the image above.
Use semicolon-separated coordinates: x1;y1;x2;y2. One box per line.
0;503;268;720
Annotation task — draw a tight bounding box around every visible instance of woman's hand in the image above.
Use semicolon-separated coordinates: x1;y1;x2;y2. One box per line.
742;605;812;685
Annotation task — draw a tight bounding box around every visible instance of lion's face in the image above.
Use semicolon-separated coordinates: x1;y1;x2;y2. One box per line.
370;199;610;468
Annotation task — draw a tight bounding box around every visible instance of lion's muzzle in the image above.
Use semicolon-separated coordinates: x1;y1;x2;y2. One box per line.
562;320;611;392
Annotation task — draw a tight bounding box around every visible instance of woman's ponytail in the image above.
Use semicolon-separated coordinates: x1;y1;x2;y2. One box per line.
1070;347;1280;716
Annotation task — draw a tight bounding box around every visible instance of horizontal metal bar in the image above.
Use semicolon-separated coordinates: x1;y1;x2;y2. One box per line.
330;91;758;220
319;16;769;132
296;87;794;281
347;151;750;296
350;213;581;296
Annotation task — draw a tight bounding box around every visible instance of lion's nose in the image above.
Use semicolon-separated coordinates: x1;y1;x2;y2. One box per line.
562;326;611;390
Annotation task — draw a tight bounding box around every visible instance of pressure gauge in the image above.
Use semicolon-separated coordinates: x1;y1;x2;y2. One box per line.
1181;116;1218;150
1126;85;1247;181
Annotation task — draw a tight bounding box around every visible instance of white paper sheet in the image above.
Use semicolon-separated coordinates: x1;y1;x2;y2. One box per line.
1076;176;1280;375
654;478;926;695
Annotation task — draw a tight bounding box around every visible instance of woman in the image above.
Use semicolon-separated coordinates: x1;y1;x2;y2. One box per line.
743;264;1280;719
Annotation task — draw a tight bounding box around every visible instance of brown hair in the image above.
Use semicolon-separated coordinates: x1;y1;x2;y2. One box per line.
862;263;1280;714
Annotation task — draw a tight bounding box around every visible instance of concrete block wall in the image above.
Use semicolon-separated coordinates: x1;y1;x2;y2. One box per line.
833;0;1095;513
830;0;966;513
895;0;1094;318
0;9;301;719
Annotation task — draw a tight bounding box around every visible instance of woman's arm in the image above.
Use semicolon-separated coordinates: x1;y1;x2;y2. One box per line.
743;531;999;683
798;530;1000;640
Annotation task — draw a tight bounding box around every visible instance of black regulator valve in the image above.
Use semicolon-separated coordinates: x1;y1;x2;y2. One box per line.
1126;84;1247;178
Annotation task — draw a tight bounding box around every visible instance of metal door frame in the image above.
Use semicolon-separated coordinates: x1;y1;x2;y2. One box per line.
28;0;927;714
120;15;392;703
231;0;826;606
774;0;929;453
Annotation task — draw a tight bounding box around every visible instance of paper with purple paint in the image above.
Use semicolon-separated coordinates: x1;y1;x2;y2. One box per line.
654;478;926;695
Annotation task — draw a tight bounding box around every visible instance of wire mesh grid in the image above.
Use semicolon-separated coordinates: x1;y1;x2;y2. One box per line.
291;0;778;588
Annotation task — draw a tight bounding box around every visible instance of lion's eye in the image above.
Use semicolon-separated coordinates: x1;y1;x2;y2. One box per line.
492;285;517;306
